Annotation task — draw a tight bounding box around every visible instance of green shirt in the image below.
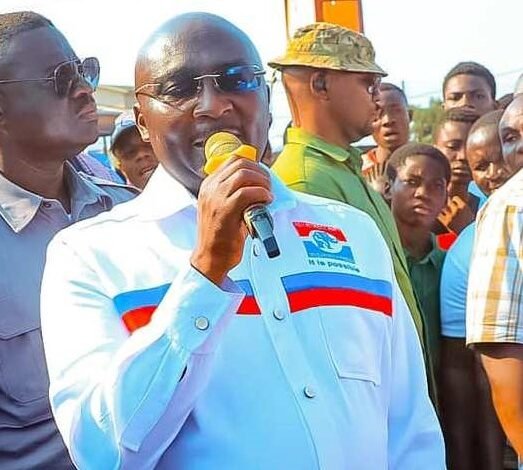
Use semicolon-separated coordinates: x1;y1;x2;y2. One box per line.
273;127;427;350
405;236;446;374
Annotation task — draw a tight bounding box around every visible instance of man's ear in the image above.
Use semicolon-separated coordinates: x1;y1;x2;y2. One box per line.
310;70;328;98
133;103;150;142
408;107;413;122
383;180;393;203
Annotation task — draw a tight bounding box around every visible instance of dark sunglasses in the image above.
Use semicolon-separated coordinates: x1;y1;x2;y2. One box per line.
0;57;100;98
135;64;266;109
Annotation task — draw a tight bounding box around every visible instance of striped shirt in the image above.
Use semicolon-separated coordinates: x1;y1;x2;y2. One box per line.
466;168;523;344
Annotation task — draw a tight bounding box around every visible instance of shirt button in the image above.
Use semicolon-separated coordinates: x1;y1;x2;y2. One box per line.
253;244;260;257
273;309;285;321
195;316;209;331
42;202;52;209
303;386;316;399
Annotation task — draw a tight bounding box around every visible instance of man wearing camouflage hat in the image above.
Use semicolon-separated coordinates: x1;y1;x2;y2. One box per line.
271;23;434;390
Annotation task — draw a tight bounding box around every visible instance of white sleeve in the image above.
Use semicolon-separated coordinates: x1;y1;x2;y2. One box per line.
40;235;244;470
387;278;446;469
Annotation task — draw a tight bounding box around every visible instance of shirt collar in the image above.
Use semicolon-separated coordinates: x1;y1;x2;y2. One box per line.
138;163;297;221
0;162;112;233
404;233;441;266
286;127;363;170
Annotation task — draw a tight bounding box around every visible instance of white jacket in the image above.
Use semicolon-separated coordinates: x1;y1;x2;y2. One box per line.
41;165;445;470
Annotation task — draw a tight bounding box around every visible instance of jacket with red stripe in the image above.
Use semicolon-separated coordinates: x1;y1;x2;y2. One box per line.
41;165;444;470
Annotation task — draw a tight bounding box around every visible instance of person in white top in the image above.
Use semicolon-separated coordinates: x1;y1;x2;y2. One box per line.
40;12;445;470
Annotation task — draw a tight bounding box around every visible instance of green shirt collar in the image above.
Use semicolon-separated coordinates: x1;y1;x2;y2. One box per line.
286;127;363;170
404;233;442;267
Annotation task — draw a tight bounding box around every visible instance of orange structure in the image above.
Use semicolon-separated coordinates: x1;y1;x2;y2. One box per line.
284;0;363;39
314;0;363;32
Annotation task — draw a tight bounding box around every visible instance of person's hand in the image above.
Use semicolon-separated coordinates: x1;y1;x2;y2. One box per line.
190;156;273;285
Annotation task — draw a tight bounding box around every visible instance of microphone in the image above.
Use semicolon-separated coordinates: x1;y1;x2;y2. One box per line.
204;132;280;259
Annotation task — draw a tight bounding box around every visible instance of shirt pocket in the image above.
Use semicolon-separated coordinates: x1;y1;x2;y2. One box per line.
0;295;50;404
319;308;386;386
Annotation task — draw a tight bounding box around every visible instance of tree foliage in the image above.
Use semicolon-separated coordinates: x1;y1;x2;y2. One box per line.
410;98;444;144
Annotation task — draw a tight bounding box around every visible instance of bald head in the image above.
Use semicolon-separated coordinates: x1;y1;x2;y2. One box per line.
132;13;270;196
136;13;261;88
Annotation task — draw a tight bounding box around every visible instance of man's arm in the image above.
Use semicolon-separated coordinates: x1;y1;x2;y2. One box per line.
42;157;273;469
476;343;523;456
466;203;523;457
41;239;244;469
387;278;446;469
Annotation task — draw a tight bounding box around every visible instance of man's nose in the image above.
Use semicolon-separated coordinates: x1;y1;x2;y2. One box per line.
460;93;475;109
456;148;467;161
70;75;96;99
192;78;233;119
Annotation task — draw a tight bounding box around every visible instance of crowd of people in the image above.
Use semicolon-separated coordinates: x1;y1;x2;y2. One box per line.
0;8;521;470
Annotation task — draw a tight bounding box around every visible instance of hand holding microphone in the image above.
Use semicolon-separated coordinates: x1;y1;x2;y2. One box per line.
190;132;278;286
205;132;280;259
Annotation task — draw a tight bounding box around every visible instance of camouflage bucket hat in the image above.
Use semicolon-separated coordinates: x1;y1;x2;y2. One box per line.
269;22;387;76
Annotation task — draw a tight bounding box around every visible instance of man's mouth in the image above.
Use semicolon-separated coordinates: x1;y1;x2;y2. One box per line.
382;131;399;141
412;204;433;216
140;164;158;177
77;103;98;121
452;168;471;177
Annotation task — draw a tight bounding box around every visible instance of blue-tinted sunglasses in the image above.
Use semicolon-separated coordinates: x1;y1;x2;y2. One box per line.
135;64;266;109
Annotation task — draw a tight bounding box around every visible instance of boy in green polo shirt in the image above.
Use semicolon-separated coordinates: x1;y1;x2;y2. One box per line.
385;143;450;374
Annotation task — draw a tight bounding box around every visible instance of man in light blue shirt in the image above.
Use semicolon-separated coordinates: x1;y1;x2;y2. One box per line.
41;13;444;469
0;11;136;469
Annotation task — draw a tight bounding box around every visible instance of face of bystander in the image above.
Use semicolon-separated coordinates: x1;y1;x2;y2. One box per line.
499;94;523;175
435;120;474;187
390;154;448;230
112;128;158;189
466;122;510;197
372;88;410;151
443;74;496;116
0;26;99;164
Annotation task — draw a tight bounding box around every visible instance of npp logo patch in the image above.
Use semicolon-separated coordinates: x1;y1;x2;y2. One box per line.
293;222;358;271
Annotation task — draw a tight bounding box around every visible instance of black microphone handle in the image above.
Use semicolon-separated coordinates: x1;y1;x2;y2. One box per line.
243;205;281;258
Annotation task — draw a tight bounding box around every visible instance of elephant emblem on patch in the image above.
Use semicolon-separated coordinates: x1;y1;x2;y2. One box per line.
311;230;342;254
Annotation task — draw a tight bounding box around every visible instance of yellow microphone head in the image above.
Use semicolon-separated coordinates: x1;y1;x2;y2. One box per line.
204;132;242;162
203;131;257;175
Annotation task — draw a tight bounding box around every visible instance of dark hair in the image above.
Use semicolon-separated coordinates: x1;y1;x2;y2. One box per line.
433;107;480;141
467;109;504;139
0;12;54;76
497;93;514;110
380;82;408;106
386;142;451;183
442;61;496;99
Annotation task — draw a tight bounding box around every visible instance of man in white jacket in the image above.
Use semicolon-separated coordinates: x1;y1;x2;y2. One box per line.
40;12;445;470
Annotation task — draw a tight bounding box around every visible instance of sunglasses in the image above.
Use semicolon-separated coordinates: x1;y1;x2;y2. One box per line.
0;57;100;98
135;64;266;109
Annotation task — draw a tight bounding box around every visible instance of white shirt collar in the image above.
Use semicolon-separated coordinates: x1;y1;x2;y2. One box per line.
137;164;297;221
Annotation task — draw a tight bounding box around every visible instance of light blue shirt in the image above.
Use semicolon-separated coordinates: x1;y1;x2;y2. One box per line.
41;166;444;469
440;223;476;337
0;163;136;469
468;181;488;209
